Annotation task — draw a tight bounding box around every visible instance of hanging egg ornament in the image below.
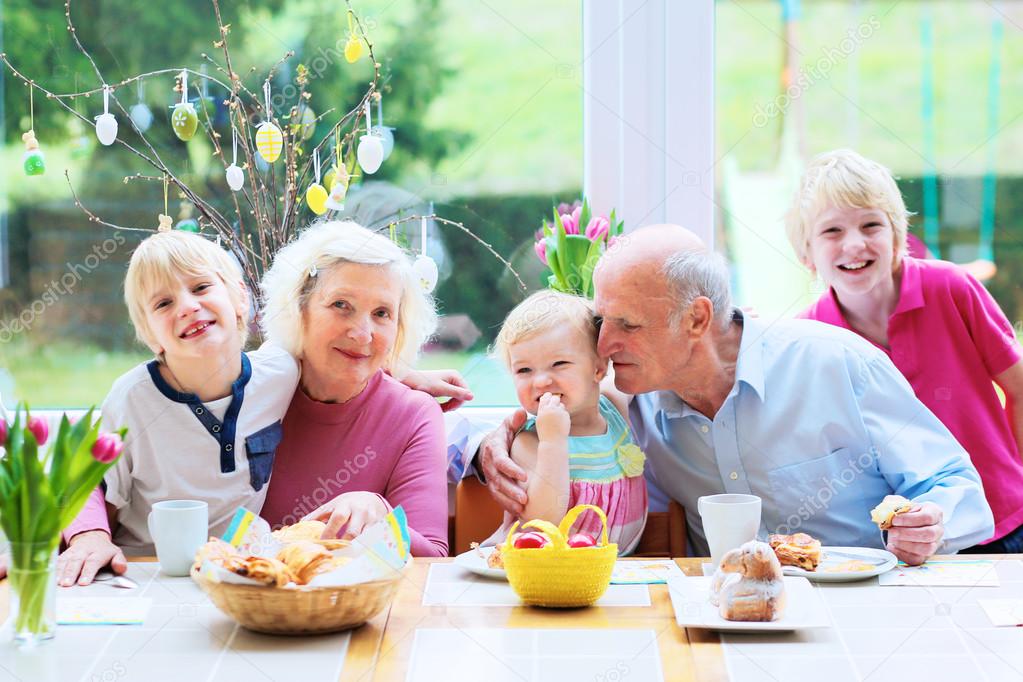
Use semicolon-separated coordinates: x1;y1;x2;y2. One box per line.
412;255;439;293
21;130;45;176
324;166;337;191
95;113;118;145
130;102;153;131
306;184;328;215
255;122;283;163
344;36;364;63
171;103;198;141
226;164;244;191
298;106;316;141
357;134;383;174
372;125;395;161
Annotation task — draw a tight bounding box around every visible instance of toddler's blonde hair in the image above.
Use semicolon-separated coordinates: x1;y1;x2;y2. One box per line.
124;231;249;354
786;149;910;267
493;290;600;369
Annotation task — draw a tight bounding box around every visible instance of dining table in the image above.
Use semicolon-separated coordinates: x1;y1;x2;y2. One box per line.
1;554;1021;682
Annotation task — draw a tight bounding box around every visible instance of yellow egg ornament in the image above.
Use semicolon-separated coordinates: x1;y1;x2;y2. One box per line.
171;103;198;141
305;149;329;215
344;36;363;63
255;122;283;163
306;184;328;215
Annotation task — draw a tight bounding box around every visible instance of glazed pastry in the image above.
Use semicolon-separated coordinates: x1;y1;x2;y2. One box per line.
228;556;294;587
768;533;822;571
273;520;329;543
277;540;334;584
870;495;913;530
710;540;786;622
193;537;240;571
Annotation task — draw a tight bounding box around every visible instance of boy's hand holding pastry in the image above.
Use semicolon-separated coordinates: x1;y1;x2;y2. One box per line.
58;530;128;586
535;393;570;443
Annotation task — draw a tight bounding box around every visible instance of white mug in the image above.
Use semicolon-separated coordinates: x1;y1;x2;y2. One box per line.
698;493;762;568
148;500;208;576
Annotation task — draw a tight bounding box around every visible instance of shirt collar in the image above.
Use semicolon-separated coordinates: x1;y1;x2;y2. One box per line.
892;256;925;314
147;352;252;404
732;309;767;402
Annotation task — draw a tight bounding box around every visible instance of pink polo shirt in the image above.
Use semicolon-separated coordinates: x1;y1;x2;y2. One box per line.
800;257;1023;543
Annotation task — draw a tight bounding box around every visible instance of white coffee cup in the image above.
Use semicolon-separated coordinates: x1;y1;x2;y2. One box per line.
698;493;762;567
148;500;208;576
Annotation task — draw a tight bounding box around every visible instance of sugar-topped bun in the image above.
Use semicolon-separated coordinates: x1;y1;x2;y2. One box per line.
710;540;786;621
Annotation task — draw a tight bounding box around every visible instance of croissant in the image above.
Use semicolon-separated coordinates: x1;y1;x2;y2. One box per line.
870;495;913;530
277;540;334;584
229;556;295;587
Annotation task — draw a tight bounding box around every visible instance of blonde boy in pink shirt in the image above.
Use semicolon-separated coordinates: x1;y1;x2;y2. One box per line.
788;149;1023;552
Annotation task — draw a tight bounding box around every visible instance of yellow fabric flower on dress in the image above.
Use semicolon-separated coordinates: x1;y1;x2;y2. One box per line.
616;443;646;477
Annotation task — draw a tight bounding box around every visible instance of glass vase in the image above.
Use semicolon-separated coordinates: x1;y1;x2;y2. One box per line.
5;541;58;647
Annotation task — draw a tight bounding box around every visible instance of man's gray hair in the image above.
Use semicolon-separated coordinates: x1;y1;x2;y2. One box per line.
662;249;732;331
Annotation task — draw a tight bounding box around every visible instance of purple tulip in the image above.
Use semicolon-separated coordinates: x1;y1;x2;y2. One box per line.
27;416;49;446
534;239;548;265
0;420;7;445
91;433;124;464
585;216;610;242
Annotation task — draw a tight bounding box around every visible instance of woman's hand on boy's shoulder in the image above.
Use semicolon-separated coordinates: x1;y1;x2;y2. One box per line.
58;530;127;587
401;369;474;412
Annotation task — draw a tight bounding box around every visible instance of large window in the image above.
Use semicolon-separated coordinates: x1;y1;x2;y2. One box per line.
717;0;1023;322
0;0;583;409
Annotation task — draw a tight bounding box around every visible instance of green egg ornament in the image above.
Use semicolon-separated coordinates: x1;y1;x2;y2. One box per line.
22;131;45;176
171;103;199;141
174;218;200;233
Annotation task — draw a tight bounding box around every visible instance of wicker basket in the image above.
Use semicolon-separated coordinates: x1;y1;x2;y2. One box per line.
191;566;402;635
502;504;618;608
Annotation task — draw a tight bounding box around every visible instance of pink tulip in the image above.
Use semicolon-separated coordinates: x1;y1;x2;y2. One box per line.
585;216;610;242
27;416;49;446
0;420;7;445
534;239;548;265
91;433;124;464
559;213;578;235
571;206;582;229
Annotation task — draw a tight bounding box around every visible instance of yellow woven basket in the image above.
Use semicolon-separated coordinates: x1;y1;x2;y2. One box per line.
502;504;618;608
191;566;402;635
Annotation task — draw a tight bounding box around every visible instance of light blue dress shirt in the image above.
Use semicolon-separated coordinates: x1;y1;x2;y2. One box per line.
630;311;995;556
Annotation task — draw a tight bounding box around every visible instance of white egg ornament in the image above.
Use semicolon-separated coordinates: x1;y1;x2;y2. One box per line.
412;255;438;293
372;125;395;161
226;164;244;191
130;102;153;131
95;86;118;146
357;134;383;174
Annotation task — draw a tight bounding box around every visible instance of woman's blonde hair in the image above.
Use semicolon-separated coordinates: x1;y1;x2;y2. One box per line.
786;149;910;267
260;220;437;376
493;290;600;369
124;231;249;353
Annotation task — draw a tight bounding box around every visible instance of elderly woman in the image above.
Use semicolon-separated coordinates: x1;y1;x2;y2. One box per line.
258;220;448;556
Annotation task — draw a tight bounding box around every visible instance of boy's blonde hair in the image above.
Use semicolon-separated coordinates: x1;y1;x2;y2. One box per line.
124;231;249;353
786;149;910;267
493;290;600;369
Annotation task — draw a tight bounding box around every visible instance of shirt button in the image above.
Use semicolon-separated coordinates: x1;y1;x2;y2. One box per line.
195;407;204;415
700;425;709;433
729;471;738;480
212;425;221;433
225;444;233;452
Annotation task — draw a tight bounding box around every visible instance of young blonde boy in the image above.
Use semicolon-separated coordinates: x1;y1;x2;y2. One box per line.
57;231;299;585
788;148;1023;553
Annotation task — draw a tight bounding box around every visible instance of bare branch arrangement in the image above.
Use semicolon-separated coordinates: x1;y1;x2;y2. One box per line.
1;0;526;298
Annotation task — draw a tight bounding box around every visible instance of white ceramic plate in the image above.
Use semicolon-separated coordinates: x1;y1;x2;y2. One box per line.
452;546;507;580
669;576;831;632
781;546;897;583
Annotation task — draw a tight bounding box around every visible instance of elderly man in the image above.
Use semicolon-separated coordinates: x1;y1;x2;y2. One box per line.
480;224;993;565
